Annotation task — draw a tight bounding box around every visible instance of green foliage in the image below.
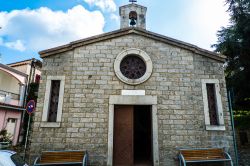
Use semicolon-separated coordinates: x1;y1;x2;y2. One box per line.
27;83;39;102
213;0;250;110
234;110;250;129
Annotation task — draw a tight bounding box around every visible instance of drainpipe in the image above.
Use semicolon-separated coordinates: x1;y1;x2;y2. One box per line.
228;90;239;166
25;59;35;105
31;62;36;83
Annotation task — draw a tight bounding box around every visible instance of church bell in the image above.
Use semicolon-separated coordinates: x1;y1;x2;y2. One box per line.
129;11;137;26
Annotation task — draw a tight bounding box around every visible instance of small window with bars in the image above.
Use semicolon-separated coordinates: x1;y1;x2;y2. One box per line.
42;76;65;127
202;79;225;130
206;83;219;125
48;80;61;122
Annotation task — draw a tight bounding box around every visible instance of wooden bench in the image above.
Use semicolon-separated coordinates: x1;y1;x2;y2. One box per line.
178;148;233;166
33;150;88;166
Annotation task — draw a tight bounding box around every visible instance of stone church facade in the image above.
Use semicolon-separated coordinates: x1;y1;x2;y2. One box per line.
30;3;234;166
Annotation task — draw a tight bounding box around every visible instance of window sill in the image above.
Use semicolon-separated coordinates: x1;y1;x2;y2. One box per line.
206;125;225;131
40;122;61;128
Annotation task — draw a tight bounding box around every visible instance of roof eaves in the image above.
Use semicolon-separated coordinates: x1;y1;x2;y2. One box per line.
0;103;26;111
0;63;28;77
133;28;226;62
7;58;43;68
7;59;32;66
39;28;130;58
39;27;226;62
71;28;131;48
39;44;72;58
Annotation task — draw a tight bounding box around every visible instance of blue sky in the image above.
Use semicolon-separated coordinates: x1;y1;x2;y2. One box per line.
0;0;230;64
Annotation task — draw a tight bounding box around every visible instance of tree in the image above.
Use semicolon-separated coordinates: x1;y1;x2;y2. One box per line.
213;0;250;110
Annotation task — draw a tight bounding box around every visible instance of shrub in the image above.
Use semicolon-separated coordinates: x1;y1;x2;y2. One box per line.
234;110;250;129
0;129;12;143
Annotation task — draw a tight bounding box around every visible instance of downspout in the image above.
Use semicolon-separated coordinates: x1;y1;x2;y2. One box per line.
25;58;34;106
31;61;36;83
228;90;239;166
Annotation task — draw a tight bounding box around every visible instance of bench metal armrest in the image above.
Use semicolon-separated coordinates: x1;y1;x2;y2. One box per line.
83;151;88;166
224;152;232;160
178;153;186;166
33;156;41;166
224;152;233;166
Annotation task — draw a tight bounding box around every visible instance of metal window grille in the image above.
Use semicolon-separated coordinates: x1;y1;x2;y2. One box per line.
48;80;61;122
206;83;219;125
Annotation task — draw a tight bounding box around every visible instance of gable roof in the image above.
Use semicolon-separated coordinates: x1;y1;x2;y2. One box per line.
0;63;27;77
7;58;42;68
39;27;226;62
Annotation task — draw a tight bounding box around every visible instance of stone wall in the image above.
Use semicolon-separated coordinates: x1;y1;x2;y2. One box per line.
30;34;234;165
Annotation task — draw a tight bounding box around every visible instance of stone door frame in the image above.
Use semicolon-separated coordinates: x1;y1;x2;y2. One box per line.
107;95;159;166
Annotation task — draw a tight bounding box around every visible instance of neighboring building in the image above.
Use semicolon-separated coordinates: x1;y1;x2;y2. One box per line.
0;58;42;146
7;59;42;84
30;2;234;166
0;63;27;145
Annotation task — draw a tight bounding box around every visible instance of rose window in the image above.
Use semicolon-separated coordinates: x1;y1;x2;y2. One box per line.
120;55;146;79
114;48;152;85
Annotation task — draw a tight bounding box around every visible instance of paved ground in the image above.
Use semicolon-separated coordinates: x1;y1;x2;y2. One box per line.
239;147;250;166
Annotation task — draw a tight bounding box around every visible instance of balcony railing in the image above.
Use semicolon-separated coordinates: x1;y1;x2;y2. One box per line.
0;90;20;106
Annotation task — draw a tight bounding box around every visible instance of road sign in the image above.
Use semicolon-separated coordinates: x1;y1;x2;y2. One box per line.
26;100;36;114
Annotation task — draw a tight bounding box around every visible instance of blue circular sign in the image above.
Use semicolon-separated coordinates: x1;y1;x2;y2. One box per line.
26;100;36;114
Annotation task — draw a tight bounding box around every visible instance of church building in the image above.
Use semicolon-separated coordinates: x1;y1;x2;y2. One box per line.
30;2;234;166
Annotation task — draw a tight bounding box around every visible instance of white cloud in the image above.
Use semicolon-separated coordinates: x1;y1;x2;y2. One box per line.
110;13;119;22
5;40;26;51
84;0;116;12
0;37;26;51
0;5;105;51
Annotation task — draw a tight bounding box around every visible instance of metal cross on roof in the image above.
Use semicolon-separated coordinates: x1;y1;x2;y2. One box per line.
129;0;137;3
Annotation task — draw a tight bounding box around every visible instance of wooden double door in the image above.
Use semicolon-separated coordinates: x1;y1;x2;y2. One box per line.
113;105;153;166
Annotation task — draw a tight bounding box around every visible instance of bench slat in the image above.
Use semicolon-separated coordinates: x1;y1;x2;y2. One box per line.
178;148;233;166
39;151;85;164
180;148;225;161
184;156;225;161
181;149;223;153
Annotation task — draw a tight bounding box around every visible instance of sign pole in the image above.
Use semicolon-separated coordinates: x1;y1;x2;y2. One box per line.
23;114;31;160
23;100;36;161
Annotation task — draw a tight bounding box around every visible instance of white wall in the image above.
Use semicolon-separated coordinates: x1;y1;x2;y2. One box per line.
12;64;41;83
0;70;20;94
11;65;28;74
